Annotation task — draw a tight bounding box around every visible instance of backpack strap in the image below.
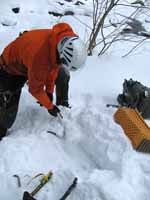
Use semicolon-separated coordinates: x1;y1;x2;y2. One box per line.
0;54;8;70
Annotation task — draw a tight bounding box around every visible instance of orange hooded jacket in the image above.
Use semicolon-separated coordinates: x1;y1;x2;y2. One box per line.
0;23;77;109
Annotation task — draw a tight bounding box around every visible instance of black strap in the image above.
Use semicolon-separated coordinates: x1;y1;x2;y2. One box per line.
0;54;7;68
1;54;28;75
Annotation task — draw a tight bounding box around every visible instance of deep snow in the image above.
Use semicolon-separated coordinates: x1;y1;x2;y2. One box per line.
1;0;150;200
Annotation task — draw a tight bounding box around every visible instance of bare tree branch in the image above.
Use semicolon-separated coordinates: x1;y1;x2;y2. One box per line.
87;0;150;57
122;38;147;57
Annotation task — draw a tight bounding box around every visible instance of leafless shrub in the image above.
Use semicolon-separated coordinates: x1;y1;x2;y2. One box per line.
88;0;150;56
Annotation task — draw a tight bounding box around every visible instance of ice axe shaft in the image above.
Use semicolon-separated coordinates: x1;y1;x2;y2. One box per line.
30;171;53;196
58;114;66;138
59;177;78;200
58;112;63;119
47;130;57;136
47;113;65;138
106;104;120;108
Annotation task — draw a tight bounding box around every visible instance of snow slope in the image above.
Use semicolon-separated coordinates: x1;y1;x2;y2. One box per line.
1;1;150;200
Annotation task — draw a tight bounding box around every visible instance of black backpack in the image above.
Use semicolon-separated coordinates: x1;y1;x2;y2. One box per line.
117;78;150;119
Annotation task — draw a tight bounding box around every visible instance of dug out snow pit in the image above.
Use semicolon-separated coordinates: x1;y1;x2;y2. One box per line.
114;107;150;153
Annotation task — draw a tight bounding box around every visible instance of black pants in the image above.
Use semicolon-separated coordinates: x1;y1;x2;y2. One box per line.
55;66;70;105
0;66;70;131
0;69;27;130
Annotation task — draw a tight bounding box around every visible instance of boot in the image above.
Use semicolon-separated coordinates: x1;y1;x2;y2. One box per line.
0;127;7;140
56;98;70;107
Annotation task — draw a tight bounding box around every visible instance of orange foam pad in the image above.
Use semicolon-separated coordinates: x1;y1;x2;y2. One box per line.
114;108;150;149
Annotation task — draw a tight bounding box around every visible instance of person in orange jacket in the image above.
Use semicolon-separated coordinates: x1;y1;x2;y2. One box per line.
0;22;87;139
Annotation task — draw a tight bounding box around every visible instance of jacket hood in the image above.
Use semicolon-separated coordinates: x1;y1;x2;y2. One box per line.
49;23;78;68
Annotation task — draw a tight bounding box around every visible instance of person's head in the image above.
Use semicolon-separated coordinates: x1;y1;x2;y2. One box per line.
57;36;87;71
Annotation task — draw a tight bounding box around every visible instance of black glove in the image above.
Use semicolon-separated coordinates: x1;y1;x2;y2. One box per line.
48;105;60;117
37;101;43;107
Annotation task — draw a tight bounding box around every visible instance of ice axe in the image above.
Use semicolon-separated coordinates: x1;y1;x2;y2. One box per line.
106;104;120;108
59;177;78;200
58;113;66;138
22;171;53;200
47;112;66;138
23;192;36;200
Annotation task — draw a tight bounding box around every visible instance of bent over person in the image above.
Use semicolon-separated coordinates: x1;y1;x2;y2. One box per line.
0;22;87;140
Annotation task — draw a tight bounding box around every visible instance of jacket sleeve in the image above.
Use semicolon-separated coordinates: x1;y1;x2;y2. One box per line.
28;64;54;110
46;67;59;94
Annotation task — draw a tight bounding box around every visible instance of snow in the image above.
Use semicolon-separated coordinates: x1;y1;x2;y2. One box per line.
0;0;150;200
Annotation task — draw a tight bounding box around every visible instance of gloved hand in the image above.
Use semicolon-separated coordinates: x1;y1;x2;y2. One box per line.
37;101;43;107
48;105;60;117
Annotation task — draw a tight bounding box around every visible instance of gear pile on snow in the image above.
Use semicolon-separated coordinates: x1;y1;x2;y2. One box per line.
22;171;78;200
114;107;150;153
117;78;150;119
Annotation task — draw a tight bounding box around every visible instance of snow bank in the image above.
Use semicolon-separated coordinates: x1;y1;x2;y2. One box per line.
0;0;150;200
